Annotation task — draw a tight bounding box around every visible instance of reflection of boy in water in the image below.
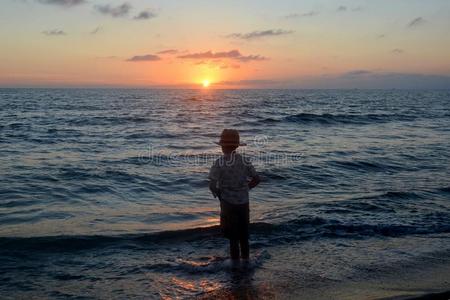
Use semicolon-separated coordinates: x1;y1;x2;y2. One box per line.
209;129;260;260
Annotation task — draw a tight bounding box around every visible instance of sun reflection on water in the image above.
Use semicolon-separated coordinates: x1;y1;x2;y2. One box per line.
159;276;224;299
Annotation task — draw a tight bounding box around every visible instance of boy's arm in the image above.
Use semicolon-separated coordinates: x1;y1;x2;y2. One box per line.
209;180;220;198
208;159;220;199
245;158;260;190
248;174;260;190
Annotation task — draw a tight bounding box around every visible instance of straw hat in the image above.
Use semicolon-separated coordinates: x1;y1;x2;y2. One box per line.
215;129;247;146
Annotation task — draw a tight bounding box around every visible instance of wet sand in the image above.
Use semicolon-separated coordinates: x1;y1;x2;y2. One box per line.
197;248;450;300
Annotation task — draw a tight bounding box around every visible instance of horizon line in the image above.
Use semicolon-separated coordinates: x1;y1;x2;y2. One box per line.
1;86;450;91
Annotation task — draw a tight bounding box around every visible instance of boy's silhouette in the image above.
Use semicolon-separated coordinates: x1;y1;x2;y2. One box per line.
209;129;260;260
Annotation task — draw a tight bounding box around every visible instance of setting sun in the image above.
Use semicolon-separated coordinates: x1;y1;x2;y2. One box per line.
202;80;210;88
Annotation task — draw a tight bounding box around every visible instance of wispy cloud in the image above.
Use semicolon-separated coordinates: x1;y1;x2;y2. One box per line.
37;0;86;6
391;48;405;55
226;29;293;40
90;26;102;35
134;10;157;20
126;54;161;62
328;71;450;89
337;6;362;13
95;56;119;60
407;17;426;28
344;70;372;77
218;79;277;87
284;11;318;19
178;50;267;62
157;49;178;55
192;60;240;69
238;54;268;62
42;29;66;36
215;72;450;89
94;3;132;18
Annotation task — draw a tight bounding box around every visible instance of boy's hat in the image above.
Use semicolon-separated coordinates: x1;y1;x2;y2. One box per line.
215;129;247;146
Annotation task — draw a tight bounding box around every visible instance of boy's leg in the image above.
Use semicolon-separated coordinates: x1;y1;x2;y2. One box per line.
229;239;240;260
240;237;249;259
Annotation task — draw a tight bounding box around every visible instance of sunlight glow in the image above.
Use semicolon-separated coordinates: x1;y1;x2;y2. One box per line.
202;80;210;88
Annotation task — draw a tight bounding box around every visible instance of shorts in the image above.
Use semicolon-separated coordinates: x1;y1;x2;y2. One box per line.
220;200;249;240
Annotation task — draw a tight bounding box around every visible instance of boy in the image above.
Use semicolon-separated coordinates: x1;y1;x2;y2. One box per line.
208;129;260;260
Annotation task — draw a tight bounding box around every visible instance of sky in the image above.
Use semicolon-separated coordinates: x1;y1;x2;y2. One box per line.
1;0;450;88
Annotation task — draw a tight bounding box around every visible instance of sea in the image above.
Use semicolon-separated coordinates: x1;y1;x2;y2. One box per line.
1;88;450;299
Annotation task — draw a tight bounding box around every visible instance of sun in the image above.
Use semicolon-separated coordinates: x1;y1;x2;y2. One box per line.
202;79;210;88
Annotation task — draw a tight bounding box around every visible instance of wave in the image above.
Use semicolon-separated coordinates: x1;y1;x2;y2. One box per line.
130;250;270;275
66;116;151;126
261;112;416;125
2;214;449;254
362;190;424;200
306;190;427;214
0;226;223;254
438;186;450;193
124;132;180;140
328;159;407;172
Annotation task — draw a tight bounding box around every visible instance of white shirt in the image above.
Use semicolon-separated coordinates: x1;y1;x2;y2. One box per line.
208;152;258;205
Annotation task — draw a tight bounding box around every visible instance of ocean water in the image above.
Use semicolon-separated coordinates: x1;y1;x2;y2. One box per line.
1;88;450;299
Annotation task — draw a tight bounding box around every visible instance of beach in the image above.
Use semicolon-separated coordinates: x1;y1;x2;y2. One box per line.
199;247;450;300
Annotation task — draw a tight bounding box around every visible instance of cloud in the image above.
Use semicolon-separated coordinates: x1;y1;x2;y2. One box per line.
157;49;178;55
217;79;278;87
408;17;426;28
296;71;450;89
344;70;372;77
336;6;361;13
126;54;161;62
94;3;131;18
226;29;293;40
177;50;267;62
192;60;240;69
366;73;450;89
238;54;268;62
95;56;118;60
284;11;318;19
134;10;157;20
90;26;102;35
37;0;86;6
391;48;404;55
42;29;66;36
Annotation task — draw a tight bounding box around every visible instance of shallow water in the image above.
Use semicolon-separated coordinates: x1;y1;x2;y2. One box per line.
1;88;450;298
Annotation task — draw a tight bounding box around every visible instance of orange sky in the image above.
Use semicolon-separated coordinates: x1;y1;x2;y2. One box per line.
1;0;450;88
